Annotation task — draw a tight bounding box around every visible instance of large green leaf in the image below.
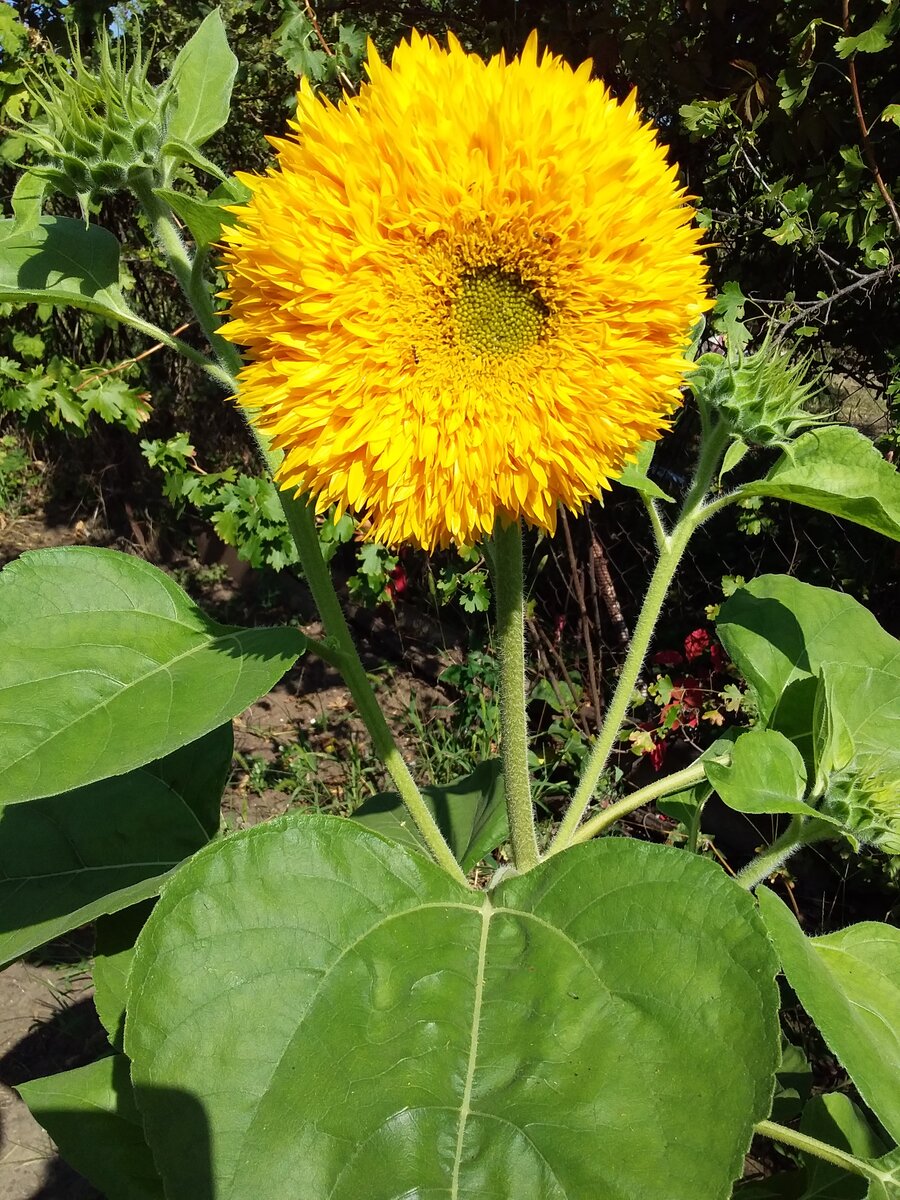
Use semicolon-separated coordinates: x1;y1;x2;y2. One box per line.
758;889;900;1143
166;11;238;150
351;758;508;871
742;427;900;542
0;216;140;323
0;547;303;804
126;814;779;1200
716;576;900;735
18;1056;164;1200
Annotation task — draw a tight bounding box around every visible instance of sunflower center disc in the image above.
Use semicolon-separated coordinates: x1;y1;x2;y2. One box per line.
454;266;548;357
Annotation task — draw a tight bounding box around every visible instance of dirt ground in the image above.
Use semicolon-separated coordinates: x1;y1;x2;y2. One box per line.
0;961;103;1199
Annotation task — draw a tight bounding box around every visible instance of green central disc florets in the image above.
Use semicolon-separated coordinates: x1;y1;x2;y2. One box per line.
454;267;548;357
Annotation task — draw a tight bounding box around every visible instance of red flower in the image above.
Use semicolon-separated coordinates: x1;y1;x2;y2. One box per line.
649;739;668;771
387;563;408;599
652;649;684;668
684;628;711;661
709;642;725;670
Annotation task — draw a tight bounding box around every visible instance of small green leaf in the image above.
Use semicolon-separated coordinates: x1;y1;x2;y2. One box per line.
0;547;304;804
706;729;822;817
18;1056;164;1200
166;11;238;149
881;104;900;126
758;888;900;1143
94;902;155;1051
742;427;900;542
10;171;46;231
616;440;675;501
126;816;779;1200
721;437;751;480
154;187;238;249
352;759;507;871
836;6;900;57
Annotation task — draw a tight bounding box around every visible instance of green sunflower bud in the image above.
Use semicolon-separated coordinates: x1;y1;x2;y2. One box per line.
689;335;828;449
820;756;900;855
22;28;173;204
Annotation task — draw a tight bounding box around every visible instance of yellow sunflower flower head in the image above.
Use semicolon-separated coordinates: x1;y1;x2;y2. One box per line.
220;31;710;550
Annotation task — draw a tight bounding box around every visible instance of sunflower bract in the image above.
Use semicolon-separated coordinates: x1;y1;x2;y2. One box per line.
220;32;710;550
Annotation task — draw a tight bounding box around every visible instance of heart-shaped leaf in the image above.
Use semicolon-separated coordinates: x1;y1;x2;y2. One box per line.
351;758;507;870
126;814;779;1200
0;216;146;328
0;547;303;804
759;889;900;1143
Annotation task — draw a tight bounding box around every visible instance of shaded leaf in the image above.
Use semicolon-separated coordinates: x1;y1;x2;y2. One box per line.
758;889;900;1143
716;576;900;745
352;758;507;871
94;902;155;1052
18;1055;164;1200
0;216;140;324
0;722;229;966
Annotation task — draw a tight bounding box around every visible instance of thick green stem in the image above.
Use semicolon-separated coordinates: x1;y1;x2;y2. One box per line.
547;420;731;856
490;519;540;873
736;816;807;890
755;1120;887;1184
280;494;467;885
569;758;709;846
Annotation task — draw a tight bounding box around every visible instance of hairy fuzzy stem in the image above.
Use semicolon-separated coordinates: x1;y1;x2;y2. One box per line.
280;495;467;885
490;519;540;873
755;1120;889;1184
569;758;710;846
735;816;806;891
547;419;731;856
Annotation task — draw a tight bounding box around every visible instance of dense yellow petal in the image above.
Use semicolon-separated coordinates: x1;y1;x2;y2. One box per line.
221;33;710;550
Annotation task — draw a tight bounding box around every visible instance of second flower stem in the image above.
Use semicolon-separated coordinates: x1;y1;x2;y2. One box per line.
491;519;540;873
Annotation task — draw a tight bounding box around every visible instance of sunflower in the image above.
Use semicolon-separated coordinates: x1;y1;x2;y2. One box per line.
220;32;709;550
